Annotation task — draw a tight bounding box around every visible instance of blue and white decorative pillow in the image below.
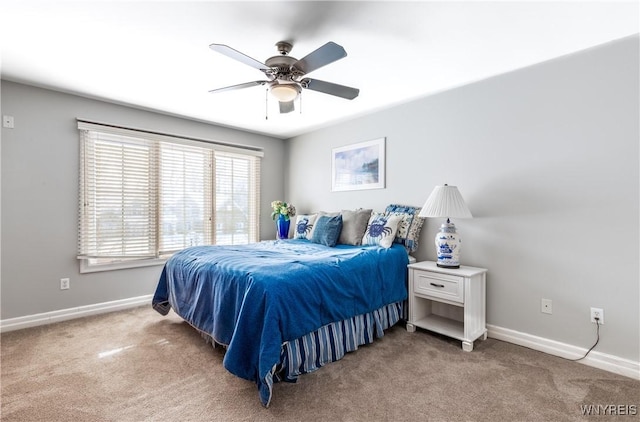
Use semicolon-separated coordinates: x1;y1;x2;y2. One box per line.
293;214;317;240
361;213;402;248
384;204;424;253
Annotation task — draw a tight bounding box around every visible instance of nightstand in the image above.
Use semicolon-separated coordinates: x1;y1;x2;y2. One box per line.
406;261;488;351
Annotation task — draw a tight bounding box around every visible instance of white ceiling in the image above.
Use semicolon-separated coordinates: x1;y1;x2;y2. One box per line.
1;1;638;139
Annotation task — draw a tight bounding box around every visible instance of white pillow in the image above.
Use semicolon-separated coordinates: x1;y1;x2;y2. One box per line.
361;213;402;248
292;214;317;240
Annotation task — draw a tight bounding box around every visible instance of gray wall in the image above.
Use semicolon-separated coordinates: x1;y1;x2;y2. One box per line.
0;81;285;319
287;36;639;361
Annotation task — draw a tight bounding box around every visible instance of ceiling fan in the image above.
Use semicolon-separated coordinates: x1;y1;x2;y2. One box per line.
208;41;359;114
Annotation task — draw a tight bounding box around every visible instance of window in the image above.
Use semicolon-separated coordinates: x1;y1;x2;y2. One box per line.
77;121;262;272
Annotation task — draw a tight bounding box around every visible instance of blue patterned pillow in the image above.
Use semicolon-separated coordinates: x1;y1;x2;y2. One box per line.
292;214;317;240
361;213;401;248
310;214;343;247
384;204;424;253
308;211;340;240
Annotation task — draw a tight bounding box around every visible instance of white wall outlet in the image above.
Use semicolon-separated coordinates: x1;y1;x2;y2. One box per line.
3;115;15;129
60;278;70;290
590;307;604;324
541;298;552;314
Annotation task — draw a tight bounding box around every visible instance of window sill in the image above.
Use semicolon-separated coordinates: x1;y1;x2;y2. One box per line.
79;257;168;273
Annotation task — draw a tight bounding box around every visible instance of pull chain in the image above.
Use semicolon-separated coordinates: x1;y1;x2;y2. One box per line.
265;88;269;120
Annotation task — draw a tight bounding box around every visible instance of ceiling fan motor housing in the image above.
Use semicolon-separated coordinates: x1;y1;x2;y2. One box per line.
265;55;300;81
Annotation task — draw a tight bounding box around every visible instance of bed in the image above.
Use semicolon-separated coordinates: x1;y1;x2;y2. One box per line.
152;238;410;407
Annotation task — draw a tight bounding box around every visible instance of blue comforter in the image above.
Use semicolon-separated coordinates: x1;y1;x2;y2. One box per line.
152;239;408;406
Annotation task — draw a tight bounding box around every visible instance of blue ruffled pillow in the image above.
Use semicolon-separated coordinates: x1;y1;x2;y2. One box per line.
310;214;343;247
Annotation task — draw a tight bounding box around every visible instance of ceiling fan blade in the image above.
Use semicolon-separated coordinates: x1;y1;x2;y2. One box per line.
209;44;268;71
292;42;347;75
279;100;295;114
209;81;268;93
301;78;359;100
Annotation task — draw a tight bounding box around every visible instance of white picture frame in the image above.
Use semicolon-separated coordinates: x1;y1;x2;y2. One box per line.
331;137;386;192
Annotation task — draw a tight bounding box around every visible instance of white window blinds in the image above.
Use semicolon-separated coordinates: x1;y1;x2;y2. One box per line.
158;142;213;255
214;152;261;245
78;120;262;271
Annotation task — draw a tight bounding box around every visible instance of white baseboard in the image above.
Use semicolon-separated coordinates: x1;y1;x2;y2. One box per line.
0;294;153;333
488;324;640;381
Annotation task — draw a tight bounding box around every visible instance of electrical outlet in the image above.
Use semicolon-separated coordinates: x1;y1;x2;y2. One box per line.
60;278;70;290
2;115;14;129
590;307;604;324
541;298;552;314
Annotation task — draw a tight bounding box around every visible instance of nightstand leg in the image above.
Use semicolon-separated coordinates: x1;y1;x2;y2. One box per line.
462;341;474;352
482;331;488;341
406;323;416;333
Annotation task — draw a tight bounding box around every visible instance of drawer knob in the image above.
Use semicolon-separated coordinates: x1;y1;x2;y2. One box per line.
430;282;445;288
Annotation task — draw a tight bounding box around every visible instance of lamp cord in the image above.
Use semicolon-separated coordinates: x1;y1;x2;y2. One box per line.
567;318;600;362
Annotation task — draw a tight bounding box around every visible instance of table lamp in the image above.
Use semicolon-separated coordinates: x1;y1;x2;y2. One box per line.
418;184;472;268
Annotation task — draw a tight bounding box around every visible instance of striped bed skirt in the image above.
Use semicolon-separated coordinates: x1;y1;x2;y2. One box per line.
274;300;405;383
199;300;406;405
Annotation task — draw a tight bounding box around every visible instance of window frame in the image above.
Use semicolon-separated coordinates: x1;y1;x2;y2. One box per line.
77;120;263;273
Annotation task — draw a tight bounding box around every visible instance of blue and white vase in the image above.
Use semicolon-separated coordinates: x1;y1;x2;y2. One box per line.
276;214;290;240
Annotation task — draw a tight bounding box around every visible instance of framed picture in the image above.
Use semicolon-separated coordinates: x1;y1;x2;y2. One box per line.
332;137;386;192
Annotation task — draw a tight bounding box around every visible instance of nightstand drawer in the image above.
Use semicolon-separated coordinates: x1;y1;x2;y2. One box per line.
413;271;463;303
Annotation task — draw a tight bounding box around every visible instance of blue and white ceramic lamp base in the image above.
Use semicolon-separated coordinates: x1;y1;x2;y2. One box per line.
435;220;462;269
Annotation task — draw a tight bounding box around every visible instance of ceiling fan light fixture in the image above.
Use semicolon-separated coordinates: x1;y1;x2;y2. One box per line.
270;83;300;102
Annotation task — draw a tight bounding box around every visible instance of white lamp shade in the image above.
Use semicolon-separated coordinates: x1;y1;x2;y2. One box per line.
418;185;472;219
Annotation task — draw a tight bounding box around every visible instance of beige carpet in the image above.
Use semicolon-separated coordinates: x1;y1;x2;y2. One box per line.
1;306;638;421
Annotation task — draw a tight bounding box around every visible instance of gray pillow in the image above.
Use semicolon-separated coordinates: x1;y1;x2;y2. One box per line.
338;209;372;245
